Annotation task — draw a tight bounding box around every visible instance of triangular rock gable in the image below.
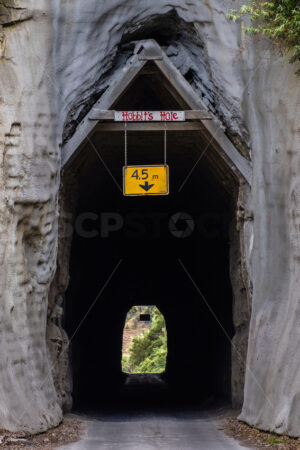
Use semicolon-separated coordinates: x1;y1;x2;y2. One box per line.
61;40;251;184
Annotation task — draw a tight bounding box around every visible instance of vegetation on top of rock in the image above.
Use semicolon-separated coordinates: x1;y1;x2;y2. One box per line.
228;0;300;70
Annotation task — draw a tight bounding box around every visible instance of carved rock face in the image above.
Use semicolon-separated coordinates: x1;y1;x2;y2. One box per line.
0;0;299;438
0;0;61;434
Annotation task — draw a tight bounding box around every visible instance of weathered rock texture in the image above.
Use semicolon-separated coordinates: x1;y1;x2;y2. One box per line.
0;0;299;437
0;0;61;433
239;49;300;437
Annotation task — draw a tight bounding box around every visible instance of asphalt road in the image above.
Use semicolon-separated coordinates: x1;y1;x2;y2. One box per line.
59;410;248;450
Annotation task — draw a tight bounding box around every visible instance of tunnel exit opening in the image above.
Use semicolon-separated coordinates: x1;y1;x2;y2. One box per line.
53;40;251;414
121;306;167;375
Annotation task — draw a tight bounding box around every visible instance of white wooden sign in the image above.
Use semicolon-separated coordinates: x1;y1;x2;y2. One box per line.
114;111;185;122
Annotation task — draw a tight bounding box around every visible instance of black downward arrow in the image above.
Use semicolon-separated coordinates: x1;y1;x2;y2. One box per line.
139;181;154;192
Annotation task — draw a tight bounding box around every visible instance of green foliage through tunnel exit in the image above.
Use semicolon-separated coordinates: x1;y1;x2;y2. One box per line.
122;306;167;374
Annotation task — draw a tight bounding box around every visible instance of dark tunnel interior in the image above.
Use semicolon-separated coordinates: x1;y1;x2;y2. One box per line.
64;67;236;413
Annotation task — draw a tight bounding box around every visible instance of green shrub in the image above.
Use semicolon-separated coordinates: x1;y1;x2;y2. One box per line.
228;0;300;67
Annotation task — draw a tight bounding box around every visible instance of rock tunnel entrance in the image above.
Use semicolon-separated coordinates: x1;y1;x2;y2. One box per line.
53;46;251;414
64;126;235;410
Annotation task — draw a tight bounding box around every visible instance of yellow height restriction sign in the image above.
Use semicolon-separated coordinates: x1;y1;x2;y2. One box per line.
123;165;169;196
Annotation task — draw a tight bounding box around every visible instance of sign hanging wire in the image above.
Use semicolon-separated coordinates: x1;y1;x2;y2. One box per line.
125;120;167;166
164;122;167;166
124;122;128;167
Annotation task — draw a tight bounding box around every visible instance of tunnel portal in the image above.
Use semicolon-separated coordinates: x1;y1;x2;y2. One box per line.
61;50;248;413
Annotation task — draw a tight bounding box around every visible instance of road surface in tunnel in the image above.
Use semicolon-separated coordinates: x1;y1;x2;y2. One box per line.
59;406;248;449
59;378;250;449
59;375;247;449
